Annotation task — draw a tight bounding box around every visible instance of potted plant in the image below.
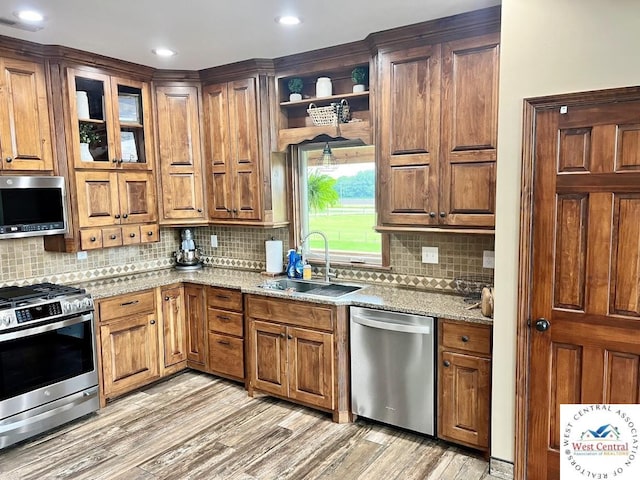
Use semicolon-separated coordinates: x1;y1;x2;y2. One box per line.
287;77;304;101
351;67;368;93
79;123;100;161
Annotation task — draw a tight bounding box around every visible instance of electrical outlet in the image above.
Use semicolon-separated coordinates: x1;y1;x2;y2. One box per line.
421;246;438;264
210;235;218;248
483;250;495;269
76;251;88;260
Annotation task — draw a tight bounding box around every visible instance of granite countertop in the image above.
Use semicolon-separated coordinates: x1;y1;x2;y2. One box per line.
78;267;491;325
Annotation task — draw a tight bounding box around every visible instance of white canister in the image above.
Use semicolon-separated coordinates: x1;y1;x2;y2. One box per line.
76;91;90;119
316;77;332;98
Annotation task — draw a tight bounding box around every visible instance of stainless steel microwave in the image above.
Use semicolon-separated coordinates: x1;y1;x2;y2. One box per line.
0;176;68;239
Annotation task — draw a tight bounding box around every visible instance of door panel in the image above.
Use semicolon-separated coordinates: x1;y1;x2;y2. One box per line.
184;284;206;366
75;171;120;227
0;58;53;171
155;85;205;220
203;83;233;220
378;45;441;225
287;327;333;409
118;172;157;224
249;320;287;397
161;286;187;368
526;99;640;479
440;33;499;227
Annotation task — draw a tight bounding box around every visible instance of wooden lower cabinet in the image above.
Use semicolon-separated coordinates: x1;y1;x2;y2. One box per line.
207;286;244;381
246;295;349;421
437;318;492;452
184;283;207;369
159;285;187;375
97;290;160;406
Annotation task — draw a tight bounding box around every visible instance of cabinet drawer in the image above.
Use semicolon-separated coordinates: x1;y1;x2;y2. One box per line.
441;320;491;356
207;286;242;312
102;227;123;248
99;290;156;322
208;333;244;379
140;224;159;243
122;225;141;245
208;308;243;336
246;295;333;331
80;229;103;250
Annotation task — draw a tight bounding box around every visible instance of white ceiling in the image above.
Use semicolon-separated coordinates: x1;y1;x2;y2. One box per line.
0;0;500;70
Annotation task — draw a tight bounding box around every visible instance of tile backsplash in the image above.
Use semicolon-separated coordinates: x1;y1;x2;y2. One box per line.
0;226;494;293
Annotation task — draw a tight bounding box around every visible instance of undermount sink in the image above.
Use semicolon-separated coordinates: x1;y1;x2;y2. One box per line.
258;278;363;298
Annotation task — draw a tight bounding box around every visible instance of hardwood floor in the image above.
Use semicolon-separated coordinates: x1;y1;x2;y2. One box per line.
0;372;500;479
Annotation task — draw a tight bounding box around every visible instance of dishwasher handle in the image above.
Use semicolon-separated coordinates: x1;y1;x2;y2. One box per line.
351;312;432;335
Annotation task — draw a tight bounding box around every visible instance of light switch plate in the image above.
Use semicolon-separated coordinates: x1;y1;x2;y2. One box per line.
76;251;88;260
421;246;439;264
483;250;495;269
210;235;218;248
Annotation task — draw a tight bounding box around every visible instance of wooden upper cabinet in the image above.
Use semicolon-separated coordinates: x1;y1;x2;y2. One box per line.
377;32;500;230
75;170;156;228
154;85;206;223
67;68;154;170
378;45;442;226
203;78;261;222
440;33;500;227
0;57;53;171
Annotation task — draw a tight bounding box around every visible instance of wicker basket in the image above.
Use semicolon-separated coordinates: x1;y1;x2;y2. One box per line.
307;99;350;126
307;103;337;126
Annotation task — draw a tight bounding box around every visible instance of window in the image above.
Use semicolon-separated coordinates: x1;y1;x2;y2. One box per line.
297;141;382;266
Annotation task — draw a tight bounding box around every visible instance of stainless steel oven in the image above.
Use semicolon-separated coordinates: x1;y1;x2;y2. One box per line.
0;283;98;449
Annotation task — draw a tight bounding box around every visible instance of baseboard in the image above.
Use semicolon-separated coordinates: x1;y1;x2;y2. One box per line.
489;457;514;479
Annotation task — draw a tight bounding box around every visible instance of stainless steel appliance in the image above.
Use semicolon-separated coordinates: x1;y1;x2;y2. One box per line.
0;283;98;449
0;176;68;239
350;306;435;435
174;228;202;271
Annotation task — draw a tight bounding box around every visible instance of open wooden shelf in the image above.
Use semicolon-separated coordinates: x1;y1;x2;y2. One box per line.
280;91;370;108
277;121;371;151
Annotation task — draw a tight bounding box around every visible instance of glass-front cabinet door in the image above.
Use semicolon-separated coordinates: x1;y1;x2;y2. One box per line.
68;69;153;170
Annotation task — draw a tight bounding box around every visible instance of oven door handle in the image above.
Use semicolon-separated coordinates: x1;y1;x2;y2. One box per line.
0;313;93;342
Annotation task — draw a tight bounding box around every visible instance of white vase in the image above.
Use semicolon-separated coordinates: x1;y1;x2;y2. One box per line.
80;142;93;161
76;91;90;119
353;84;366;93
316;77;332;98
289;93;302;102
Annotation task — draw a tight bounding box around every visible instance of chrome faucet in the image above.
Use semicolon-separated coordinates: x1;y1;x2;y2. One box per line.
301;230;332;283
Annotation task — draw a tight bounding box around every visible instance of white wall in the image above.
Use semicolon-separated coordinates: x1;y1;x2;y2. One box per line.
493;0;640;462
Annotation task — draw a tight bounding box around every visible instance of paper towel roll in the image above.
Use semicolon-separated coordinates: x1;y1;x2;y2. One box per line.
265;240;283;273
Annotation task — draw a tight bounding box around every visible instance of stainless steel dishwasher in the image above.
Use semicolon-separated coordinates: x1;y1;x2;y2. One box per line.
350;306;435;435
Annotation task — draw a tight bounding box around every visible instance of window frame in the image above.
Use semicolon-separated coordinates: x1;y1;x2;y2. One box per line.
291;141;389;269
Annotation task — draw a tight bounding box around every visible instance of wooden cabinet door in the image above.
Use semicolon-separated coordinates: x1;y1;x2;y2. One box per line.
0;57;53;171
117;171;157;224
378;45;441;226
440;33;499;227
439;351;490;449
228;78;261;221
249;320;287;397
75;171;120;228
110;76;154;170
155;85;206;221
203;83;233;220
100;312;160;398
184;284;207;366
161;286;187;368
287;327;334;410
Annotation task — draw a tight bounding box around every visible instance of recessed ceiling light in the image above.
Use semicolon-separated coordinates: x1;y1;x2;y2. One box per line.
276;15;302;26
152;48;177;57
15;10;45;22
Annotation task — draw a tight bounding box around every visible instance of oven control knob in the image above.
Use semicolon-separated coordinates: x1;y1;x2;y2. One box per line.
0;314;11;327
62;301;71;313
82;298;93;309
73;300;81;310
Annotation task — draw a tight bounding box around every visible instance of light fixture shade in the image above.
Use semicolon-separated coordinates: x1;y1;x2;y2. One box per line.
321;142;337;170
